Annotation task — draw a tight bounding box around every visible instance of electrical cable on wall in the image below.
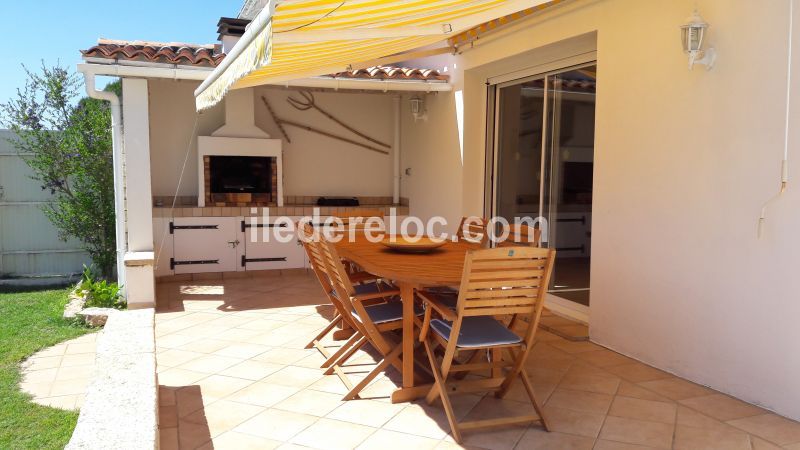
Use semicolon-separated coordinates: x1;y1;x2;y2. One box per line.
758;0;794;237
154;113;201;269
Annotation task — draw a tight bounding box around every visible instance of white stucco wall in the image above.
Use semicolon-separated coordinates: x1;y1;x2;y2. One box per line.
147;80;396;199
405;0;800;421
255;87;395;198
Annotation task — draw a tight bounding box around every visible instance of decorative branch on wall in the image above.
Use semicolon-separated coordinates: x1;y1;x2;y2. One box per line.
287;91;391;149
259;94;390;156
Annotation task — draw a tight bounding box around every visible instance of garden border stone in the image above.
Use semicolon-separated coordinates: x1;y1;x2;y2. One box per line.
65;308;157;450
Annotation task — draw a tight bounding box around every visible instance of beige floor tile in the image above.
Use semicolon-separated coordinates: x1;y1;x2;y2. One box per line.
575;349;636;368
23;355;62;370
557;372;621;395
177;338;233;354
65;342;96;354
219;359;284;380
159;426;179;450
253;347;313;365
545;388;613;415
178;419;213;449
608;396;677;424
458;396;543;449
383;403;456;440
727;413;800;445
592;440;654;450
35;394;79;410
178;354;243;374
616;381;672;403
159;404;178;428
604;363;671;383
195;374;254;398
234;408;318;441
274;389;345;417
290;417;376;450
156;348;204;367
228;382;300;407
60;353;96;367
326;399;405;427
49;378;90;396
55;364;94;381
155;333;199;350
515;428;595;450
356;429;439;450
175;386;214;418
638;377;714;401
547;339;602;354
673;424;751;449
679;394;766;421
159;386;177;406
752;436;786;449
157;367;208;386
22;367;59;383
262;365;324;388
235;318;288;332
675;405;729;430
213;342;271;359
19;381;52;398
201;431;283;450
32;344;68;358
213;328;266;344
598;416;674;449
183;399;264;438
541;405;605;438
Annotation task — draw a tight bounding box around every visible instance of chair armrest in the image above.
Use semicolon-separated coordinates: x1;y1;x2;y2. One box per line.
348;271;378;283
417;291;457;321
352;288;401;303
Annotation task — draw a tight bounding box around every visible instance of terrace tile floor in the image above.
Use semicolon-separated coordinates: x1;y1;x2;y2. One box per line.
154;272;800;450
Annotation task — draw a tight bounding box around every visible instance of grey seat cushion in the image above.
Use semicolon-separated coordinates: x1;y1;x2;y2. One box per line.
430;316;522;348
330;281;383;300
353;301;423;325
421;289;459;309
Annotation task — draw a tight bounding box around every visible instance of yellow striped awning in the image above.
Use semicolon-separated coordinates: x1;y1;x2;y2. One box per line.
195;0;552;110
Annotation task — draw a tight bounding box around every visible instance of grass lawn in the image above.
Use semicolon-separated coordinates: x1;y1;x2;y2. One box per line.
0;286;93;449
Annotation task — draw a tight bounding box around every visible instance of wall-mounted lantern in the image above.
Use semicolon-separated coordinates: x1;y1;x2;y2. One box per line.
410;96;427;121
681;10;716;70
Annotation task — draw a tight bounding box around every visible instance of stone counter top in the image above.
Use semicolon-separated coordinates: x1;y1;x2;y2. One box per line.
153;204;409;218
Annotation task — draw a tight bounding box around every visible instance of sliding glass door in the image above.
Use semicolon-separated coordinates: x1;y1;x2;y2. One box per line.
492;64;596;308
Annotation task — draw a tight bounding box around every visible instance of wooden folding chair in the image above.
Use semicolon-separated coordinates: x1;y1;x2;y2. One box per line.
497;224;542;248
317;234;423;400
455;216;490;247
298;224;384;387
417;246;556;443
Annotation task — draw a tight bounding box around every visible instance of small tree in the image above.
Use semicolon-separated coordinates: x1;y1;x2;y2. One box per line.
1;63;118;279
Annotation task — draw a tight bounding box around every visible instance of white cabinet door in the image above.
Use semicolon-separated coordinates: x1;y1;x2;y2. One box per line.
171;217;238;274
241;218;305;270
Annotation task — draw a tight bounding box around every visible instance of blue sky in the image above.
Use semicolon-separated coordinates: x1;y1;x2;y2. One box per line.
0;0;240;106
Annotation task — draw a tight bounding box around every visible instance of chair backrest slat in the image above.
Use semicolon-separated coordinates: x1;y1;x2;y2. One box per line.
456;216;490;247
453;246;555;346
497;224;541;248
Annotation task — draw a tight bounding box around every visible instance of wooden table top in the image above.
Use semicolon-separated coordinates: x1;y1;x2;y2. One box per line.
334;236;479;286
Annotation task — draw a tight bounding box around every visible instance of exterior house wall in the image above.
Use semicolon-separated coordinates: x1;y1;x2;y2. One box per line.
406;0;800;420
147;80;396;200
254;87;395;198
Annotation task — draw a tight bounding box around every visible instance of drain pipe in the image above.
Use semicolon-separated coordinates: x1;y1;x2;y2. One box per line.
758;0;793;237
80;71;127;288
393;95;401;205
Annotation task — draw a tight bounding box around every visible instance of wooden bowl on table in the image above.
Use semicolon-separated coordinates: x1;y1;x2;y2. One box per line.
380;236;446;253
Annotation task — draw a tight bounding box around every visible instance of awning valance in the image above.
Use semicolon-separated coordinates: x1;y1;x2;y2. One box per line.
195;0;552;110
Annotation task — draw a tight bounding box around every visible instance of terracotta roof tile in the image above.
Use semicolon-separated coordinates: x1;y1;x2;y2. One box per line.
81;39;224;67
81;40;449;82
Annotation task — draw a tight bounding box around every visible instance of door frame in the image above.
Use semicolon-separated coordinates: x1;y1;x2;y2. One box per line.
485;57;597;324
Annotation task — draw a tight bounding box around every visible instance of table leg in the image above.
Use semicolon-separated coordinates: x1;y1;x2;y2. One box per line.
400;282;415;389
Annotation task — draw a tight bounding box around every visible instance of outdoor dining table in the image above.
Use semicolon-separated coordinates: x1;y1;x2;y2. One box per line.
334;234;480;403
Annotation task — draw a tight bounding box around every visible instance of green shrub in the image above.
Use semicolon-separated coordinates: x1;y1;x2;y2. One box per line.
78;265;126;309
